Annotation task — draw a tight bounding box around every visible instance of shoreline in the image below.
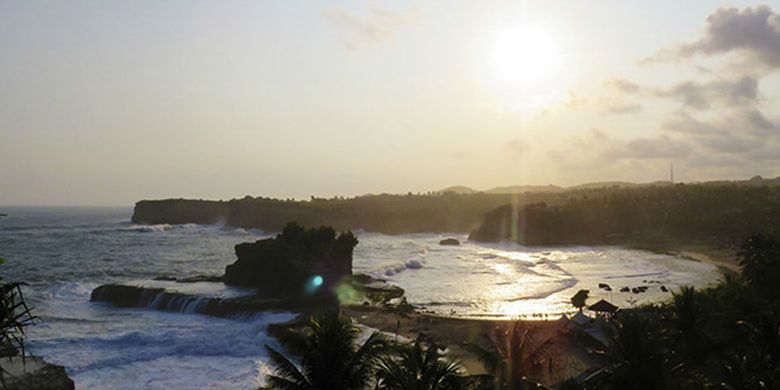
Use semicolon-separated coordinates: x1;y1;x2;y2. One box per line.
340;304;602;387
626;241;740;274
341;240;742;386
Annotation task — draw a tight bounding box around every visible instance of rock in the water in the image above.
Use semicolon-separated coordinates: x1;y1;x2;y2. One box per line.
0;357;74;390
177;275;223;283
90;284;164;307
439;238;460;246
223;222;358;296
90;283;329;317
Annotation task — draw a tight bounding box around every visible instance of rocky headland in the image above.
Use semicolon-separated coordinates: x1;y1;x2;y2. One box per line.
91;223;403;317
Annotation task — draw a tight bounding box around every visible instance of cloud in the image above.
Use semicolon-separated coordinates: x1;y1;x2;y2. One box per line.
655;76;759;110
322;5;420;51
605;74;759;111
573;5;780;180
675;6;780;71
612;135;692;159
662;109;778;154
605;78;642;94
552;129;690;167
601;100;642;115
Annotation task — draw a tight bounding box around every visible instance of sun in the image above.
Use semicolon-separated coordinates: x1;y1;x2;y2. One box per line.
494;25;563;88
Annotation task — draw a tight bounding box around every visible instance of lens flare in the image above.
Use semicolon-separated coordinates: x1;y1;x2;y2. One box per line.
305;275;325;294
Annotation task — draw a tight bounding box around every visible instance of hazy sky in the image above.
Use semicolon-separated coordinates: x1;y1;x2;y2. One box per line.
2;0;780;206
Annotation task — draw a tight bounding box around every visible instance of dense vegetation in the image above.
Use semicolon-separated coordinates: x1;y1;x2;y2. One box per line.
470;184;780;246
263;313;483;390
570;234;780;389
132;192;567;234
135;180;780;237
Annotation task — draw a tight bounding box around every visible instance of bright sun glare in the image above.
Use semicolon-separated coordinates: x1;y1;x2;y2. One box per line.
494;25;563;87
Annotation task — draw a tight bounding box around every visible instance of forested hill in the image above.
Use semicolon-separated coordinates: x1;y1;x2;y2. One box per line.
132;177;780;236
469;183;780;246
132;192;562;234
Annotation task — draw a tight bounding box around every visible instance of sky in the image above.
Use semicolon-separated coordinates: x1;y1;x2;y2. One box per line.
2;0;780;206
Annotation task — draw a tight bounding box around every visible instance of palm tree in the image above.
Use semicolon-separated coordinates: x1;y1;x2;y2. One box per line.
466;322;551;389
263;313;388;390
376;338;467;390
597;313;673;390
670;286;709;361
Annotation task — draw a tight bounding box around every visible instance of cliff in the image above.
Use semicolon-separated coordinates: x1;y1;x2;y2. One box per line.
132;199;227;225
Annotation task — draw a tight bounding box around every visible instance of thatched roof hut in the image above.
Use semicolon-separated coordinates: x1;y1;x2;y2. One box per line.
587;299;618;316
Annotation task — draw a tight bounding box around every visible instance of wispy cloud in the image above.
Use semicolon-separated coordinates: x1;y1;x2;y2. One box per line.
322;5;420;51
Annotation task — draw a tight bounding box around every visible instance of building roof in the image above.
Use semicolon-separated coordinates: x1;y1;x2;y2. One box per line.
588;299;619;313
571;311;592;325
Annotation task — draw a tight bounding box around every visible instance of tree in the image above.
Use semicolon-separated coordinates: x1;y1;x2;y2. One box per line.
597;314;673;390
466;322;550;390
670;286;710;361
263;313;388;390
0;257;37;383
738;234;780;298
571;290;589;313
376;338;467;390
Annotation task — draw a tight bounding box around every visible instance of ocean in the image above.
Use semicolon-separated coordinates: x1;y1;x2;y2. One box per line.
0;207;721;388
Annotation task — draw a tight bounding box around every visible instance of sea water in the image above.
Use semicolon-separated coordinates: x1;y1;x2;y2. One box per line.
0;207;721;388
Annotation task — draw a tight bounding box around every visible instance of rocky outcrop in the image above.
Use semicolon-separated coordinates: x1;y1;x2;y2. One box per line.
223;223;358;297
0;357;74;390
90;275;402;317
439;238;460;246
90;284;326;317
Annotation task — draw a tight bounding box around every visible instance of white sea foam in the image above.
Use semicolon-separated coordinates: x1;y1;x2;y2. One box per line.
2;209;723;387
353;233;721;318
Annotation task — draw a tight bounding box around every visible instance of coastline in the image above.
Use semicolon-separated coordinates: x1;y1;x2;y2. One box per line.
340;240;743;387
626;241;740;274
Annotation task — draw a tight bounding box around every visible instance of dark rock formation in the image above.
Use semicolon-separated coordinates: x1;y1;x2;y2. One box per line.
439;238;460;246
223;223;358;297
90;284;326;317
90;284;164;308
152;275;223;283
0;357;74;390
90;274;402;317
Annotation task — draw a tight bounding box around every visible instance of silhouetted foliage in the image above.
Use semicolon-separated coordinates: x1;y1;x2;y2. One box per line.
470;184;780;245
571;290;589;313
263;314;389;390
376;337;468;390
0;258;37;387
739;234;780;299
576;235;780;389
263;314;475;390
